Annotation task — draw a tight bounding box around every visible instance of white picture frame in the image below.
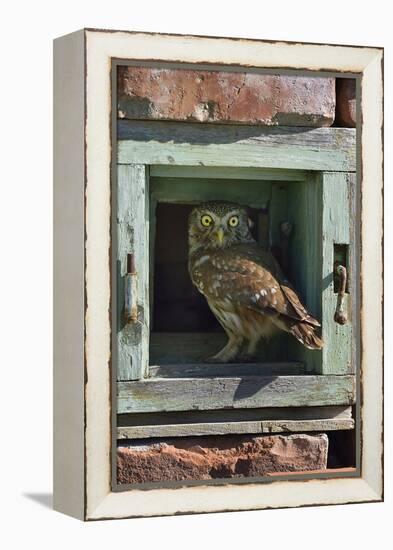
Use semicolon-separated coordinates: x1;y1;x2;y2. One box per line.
53;28;383;520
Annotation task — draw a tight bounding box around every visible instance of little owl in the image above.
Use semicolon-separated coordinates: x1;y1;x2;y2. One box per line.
188;201;323;362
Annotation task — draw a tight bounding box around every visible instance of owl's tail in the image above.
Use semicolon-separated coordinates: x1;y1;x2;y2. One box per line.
290;321;324;350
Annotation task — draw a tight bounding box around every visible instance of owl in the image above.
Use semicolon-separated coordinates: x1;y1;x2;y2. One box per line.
188;201;324;363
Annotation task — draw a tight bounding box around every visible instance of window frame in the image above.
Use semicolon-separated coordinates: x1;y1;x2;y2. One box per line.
53;29;383;520
115;124;357;378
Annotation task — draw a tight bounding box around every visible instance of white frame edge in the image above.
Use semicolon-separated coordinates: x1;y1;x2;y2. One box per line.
53;29;86;520
58;29;383;520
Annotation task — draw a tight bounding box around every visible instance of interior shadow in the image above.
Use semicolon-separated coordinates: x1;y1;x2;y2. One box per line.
233;375;278;400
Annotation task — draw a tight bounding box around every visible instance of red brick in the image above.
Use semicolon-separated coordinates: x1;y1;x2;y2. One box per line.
117;433;328;484
335;78;356;127
118;67;335;127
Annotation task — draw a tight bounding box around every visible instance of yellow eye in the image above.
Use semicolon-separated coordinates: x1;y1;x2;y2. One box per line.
228;216;239;227
201;214;213;227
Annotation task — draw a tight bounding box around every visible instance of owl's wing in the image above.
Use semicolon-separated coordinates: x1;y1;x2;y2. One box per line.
201;246;320;326
279;284;320;326
236;245;321;326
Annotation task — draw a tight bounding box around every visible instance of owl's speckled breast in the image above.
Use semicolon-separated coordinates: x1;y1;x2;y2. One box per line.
189;248;228;296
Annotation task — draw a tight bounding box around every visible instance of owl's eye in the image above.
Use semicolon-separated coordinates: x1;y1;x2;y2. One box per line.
228;216;239;227
201;214;213;227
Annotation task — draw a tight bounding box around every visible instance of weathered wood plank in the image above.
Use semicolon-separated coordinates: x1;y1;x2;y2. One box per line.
286;174;323;374
150;165;307;181
348;172;359;376
149;361;305;378
117;165;150;381
117;404;354;437
118;121;356;171
117;404;354;438
150;177;271;208
118;121;355;155
118;405;352;425
321;173;353;374
117;417;354;439
117;375;355;413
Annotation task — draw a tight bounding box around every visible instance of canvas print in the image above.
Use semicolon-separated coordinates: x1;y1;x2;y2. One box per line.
113;64;358;487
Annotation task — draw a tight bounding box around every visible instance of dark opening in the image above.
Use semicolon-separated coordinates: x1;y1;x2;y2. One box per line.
149;193;301;366
152;202;260;333
153;203;220;332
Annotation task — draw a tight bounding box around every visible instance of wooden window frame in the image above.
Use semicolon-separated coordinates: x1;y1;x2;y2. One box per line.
115;125;357;417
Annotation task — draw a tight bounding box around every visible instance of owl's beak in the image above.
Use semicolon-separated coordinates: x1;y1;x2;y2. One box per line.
215;228;225;246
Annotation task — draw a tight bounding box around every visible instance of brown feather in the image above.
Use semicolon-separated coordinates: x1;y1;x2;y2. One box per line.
280;284;321;327
289;322;324;350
